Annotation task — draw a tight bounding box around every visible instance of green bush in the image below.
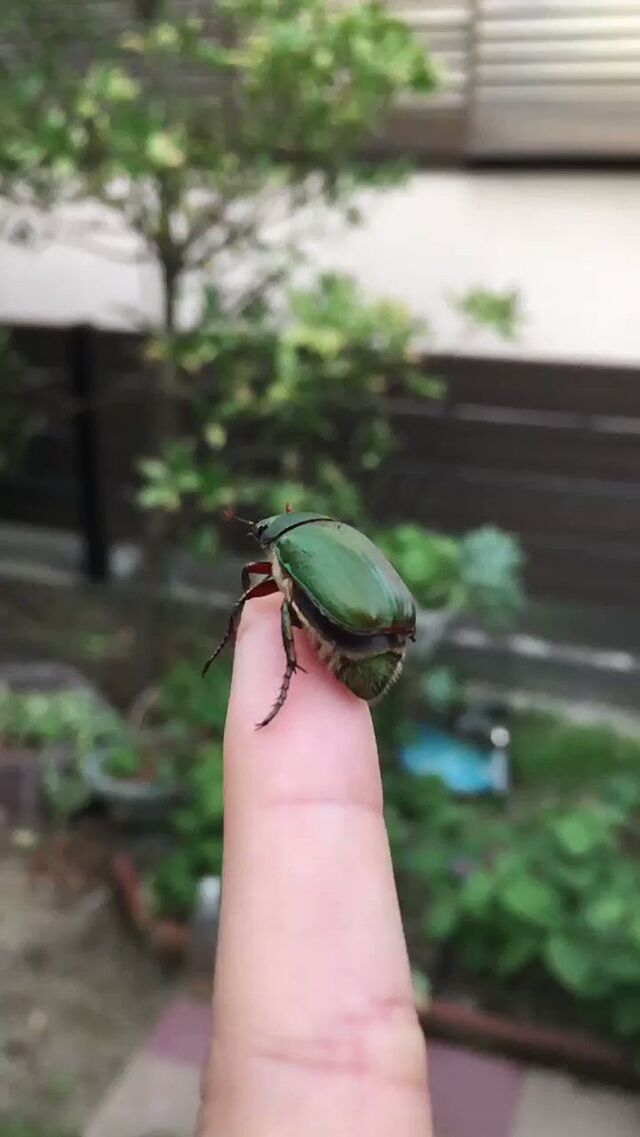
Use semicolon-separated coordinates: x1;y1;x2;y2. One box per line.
511;712;640;792
156;657;232;739
454;785;640;1046
139;272;524;568
458;526;525;628
141;273;441;527
102;737;181;788
382;714;640;1054
104;740;141;781
0;1121;76;1137
377;523;525;624
0;688;122;750
139;659;231;919
151;741;225;920
376;526;462;610
0;686;128;822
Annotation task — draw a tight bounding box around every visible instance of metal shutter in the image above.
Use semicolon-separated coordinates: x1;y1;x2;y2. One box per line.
469;1;640;157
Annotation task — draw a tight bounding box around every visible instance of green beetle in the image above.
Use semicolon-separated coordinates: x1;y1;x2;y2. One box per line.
203;510;416;728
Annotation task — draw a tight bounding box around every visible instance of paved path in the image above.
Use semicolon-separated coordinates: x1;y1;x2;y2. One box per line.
85;996;640;1137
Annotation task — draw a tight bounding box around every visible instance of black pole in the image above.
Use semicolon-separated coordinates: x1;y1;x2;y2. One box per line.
69;324;109;581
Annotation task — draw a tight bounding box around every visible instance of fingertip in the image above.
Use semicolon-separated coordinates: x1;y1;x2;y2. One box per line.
223;592;381;811
228;592;369;739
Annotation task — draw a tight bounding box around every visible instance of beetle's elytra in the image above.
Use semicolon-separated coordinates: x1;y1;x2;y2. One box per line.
202;511;417;729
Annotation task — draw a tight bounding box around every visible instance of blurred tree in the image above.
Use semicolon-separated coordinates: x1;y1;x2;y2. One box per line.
1;0;437;407
0;0;438;670
0;2;524;670
139;272;446;548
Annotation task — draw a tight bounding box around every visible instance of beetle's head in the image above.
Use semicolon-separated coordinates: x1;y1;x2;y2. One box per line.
254;515;277;545
255;511;334;547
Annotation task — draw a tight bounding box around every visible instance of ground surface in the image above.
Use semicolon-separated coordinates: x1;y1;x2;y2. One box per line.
85;994;640;1137
0;842;172;1135
0;572;228;713
0;573;212;1135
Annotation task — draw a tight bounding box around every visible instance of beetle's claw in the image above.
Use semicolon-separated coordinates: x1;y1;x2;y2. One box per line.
255;711;277;730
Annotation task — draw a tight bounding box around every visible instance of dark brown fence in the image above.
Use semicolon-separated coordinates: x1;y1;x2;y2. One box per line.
386;355;640;608
0;325;151;577
1;324;639;608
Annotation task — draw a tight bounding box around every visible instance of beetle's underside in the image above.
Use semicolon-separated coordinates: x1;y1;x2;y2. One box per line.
202;556;409;728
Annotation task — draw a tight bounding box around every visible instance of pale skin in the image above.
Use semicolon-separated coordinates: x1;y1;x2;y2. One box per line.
198;593;433;1137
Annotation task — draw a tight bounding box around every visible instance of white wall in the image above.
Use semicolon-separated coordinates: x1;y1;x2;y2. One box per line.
319;172;640;367
1;171;638;366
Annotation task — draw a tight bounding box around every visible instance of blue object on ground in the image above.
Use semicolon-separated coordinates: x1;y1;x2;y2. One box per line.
400;725;508;795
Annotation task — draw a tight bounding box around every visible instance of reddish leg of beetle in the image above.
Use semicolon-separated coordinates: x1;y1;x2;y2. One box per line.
202;577;278;676
241;560;271;592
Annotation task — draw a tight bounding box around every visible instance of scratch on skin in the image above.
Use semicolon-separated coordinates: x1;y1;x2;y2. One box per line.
197;999;428;1137
251;995;427;1093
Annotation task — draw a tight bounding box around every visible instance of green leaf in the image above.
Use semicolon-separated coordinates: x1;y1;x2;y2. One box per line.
137;485;180;511
138;457;166;480
102;67;139;103
460;870;494;916
544;934;597;996
146;131;185;169
455;288;521;341
501;875;560;926
411;968;431;1008
495;934;539;976
152;22;181;50
608;949;640;983
377;525;461;610
630;915;640;949
423;894;459;940
552;812;608;857
421;666;461;716
613;997;640;1039
407;372;445;399
584;894;625;932
204;422;227;450
406;841;452;879
188;527;220;560
458;526;525;628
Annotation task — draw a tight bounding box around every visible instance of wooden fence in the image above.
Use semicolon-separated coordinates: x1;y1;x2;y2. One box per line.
1;324;639;610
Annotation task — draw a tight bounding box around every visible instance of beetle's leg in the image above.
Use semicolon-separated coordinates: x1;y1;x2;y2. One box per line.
241;560;271;592
256;602;302;729
280;600;306;675
202;577;277;677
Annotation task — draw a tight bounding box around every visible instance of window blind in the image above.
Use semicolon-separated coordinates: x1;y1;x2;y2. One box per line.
358;0;640;159
469;1;640;157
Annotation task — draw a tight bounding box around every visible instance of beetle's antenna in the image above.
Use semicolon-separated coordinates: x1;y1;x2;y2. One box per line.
222;507;256;532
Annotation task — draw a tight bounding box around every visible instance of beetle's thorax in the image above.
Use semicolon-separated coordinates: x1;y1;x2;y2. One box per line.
257;511;333;547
